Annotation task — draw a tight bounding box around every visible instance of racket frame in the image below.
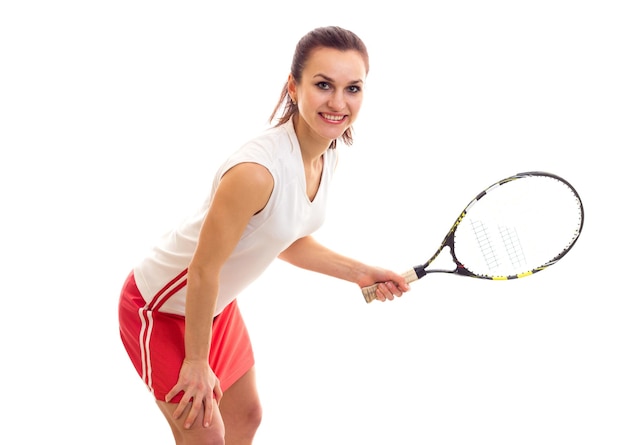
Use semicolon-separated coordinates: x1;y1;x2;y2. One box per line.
361;171;584;303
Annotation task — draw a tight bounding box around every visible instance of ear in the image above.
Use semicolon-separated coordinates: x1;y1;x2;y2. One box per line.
287;74;297;102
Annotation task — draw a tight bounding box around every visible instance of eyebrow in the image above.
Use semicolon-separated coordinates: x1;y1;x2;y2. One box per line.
313;73;364;85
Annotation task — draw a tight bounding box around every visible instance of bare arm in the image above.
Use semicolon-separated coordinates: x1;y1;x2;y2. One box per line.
278;236;410;300
166;162;273;428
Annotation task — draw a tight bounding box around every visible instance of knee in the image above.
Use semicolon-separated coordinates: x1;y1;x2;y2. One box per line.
249;401;263;430
181;426;226;445
241;400;263;432
205;429;227;445
229;400;262;438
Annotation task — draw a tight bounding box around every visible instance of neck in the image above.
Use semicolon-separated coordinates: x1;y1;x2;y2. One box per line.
292;114;331;164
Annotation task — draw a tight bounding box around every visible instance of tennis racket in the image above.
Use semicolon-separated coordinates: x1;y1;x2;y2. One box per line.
362;171;584;303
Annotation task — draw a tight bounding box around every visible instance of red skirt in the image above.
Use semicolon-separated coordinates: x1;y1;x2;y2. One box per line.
118;272;254;402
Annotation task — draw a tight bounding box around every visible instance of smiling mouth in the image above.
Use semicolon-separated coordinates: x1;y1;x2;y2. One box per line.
321;113;345;122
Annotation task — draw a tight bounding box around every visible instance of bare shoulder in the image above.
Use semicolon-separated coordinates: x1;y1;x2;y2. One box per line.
220;162;273;191
215;162;274;215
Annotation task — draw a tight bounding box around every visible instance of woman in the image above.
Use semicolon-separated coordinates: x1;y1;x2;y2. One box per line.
118;26;410;445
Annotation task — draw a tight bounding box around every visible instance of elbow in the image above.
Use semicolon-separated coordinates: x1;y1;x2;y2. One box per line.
187;260;220;284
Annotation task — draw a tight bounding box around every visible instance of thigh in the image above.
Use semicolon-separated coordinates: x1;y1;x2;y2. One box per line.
156;398;225;445
219;367;262;434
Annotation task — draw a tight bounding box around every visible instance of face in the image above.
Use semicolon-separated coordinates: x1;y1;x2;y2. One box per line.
288;47;367;148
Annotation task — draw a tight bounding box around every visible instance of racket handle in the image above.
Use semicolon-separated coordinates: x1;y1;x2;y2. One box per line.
361;268;420;303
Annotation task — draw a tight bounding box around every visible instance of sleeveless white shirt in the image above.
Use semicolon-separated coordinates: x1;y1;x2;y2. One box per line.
133;119;338;316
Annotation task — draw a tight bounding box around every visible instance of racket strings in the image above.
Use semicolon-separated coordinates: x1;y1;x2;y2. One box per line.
499;226;526;269
455;174;582;278
470;220;500;269
469;220;527;273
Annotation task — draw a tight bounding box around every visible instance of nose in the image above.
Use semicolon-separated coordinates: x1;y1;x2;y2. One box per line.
328;91;346;111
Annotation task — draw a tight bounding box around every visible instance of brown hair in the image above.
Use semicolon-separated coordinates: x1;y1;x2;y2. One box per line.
269;26;369;149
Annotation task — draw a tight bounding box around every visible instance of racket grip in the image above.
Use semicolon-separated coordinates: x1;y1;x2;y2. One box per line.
361;268;420;303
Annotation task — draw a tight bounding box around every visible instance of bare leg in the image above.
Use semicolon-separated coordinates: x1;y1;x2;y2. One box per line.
156;397;226;445
220;367;263;445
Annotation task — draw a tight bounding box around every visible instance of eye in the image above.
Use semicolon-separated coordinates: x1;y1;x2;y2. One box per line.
347;85;362;94
316;81;331;90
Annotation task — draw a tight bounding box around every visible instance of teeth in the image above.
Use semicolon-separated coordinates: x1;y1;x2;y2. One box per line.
322;113;343;121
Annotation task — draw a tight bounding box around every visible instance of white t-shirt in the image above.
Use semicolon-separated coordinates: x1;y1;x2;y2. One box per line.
133;119;338;316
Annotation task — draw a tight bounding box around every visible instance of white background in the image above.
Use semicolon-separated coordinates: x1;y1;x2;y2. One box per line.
1;1;624;444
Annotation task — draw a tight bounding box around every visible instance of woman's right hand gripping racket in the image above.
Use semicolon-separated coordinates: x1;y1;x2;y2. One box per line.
362;171;584;303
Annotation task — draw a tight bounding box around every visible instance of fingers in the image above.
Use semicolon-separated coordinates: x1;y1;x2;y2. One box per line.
185;395;207;429
165;361;222;429
165;385;187;420
167;383;222;429
201;382;223;429
375;281;404;302
214;380;223;404
165;388;212;429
